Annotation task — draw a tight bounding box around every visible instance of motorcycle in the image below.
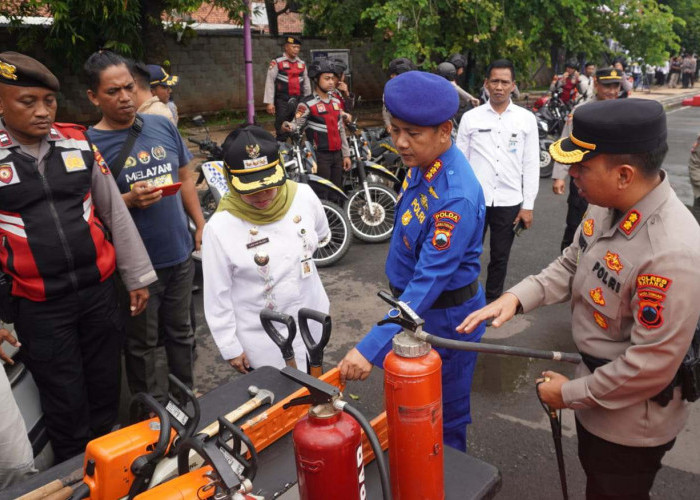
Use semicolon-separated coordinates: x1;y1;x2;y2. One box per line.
534;88;569;138
535;114;555;178
281;128;353;267
282;97;353;267
343;119;398;243
187;115;224;220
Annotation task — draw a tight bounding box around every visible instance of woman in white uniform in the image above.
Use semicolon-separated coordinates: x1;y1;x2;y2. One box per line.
202;125;330;373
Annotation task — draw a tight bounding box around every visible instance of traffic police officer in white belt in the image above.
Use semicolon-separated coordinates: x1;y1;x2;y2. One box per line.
458;99;700;498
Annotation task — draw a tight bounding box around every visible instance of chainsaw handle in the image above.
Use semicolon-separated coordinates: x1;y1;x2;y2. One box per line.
260;309;297;364
217;418;259;482
298;308;331;370
128;393;172;464
166;374;200;442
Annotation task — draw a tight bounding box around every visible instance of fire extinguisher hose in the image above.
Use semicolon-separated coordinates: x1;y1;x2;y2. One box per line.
418;333;582;364
334;400;393;500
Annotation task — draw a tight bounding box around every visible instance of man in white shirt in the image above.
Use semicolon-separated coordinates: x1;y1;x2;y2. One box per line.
456;59;539;303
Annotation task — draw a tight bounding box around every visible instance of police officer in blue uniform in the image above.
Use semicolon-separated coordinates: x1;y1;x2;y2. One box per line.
339;71;487;452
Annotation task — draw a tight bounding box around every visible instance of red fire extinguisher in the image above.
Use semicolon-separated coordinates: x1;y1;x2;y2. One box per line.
378;290;445;500
281;367;391;500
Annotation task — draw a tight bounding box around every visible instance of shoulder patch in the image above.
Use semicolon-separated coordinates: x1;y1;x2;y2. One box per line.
423;159;443;182
433;210;461;224
92;144;111;176
619;209;641;235
638;297;664;329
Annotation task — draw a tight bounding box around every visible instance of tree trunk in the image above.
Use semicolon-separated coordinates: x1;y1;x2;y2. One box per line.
141;0;169;65
265;0;278;36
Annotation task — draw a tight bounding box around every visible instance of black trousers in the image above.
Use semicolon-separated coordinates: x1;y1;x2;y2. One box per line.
483;204;521;301
15;277;125;462
274;96;295;141
315;150;344;189
576;419;675;500
561;177;589;251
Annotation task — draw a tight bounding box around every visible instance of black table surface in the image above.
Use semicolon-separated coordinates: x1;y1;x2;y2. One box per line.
2;366;501;499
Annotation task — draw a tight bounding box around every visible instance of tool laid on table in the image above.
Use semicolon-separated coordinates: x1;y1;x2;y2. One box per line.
135;417;261;500
147;385;274;490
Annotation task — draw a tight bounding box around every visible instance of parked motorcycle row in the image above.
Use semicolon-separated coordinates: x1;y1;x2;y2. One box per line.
531;87;576;178
188;104;402;268
188;87;573;265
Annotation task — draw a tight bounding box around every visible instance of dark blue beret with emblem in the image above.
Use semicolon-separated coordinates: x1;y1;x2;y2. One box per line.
384;71;459;127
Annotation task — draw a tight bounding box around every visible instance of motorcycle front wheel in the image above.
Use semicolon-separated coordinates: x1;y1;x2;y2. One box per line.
345;183;397;243
314;200;352;267
539;140;554;178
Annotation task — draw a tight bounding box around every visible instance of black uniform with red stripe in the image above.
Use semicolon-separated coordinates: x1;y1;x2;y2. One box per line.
0;123;126;462
300;94;345;152
274;56;307;100
295;93;349;187
0;125;115;301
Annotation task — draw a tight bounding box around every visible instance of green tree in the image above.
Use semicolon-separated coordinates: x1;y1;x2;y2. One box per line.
296;0;683;86
660;0;700;56
0;0;249;72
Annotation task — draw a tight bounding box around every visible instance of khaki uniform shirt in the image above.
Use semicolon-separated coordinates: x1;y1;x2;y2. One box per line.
510;172;700;447
138;96;175;125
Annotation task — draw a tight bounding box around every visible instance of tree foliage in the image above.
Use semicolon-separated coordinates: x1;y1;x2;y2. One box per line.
297;0;683;85
0;0;250;72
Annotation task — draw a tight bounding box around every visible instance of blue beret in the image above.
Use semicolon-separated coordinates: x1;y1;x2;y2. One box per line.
384;71;459;126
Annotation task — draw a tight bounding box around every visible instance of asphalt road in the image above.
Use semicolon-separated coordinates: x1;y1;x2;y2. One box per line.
191;105;700;499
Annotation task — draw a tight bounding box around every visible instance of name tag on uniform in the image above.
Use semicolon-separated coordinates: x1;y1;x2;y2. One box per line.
332;102;340;111
316;103;327;114
477;129;491;133
301;255;313;279
61;150;87;172
0;162;19;187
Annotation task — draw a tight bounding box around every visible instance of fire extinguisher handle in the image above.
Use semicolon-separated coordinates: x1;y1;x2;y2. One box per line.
376;290;425;330
298;308;331;368
260;309;297;363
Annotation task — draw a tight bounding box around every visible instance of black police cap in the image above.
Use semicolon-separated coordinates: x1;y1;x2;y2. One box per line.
0;52;60;92
282;35;302;46
550;99;666;165
595;67;622;84
222;125;286;195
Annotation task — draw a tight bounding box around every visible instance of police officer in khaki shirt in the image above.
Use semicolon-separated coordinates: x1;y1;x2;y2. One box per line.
458;99;700;498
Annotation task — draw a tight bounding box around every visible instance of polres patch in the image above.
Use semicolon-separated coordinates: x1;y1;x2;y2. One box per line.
636;274;672;292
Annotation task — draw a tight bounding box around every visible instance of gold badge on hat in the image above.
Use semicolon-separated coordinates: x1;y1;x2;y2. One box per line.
0;61;17;80
246;144;261;159
610;70;618;77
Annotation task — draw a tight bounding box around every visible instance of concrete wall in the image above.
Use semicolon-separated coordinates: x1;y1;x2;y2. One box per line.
0;28;387;123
